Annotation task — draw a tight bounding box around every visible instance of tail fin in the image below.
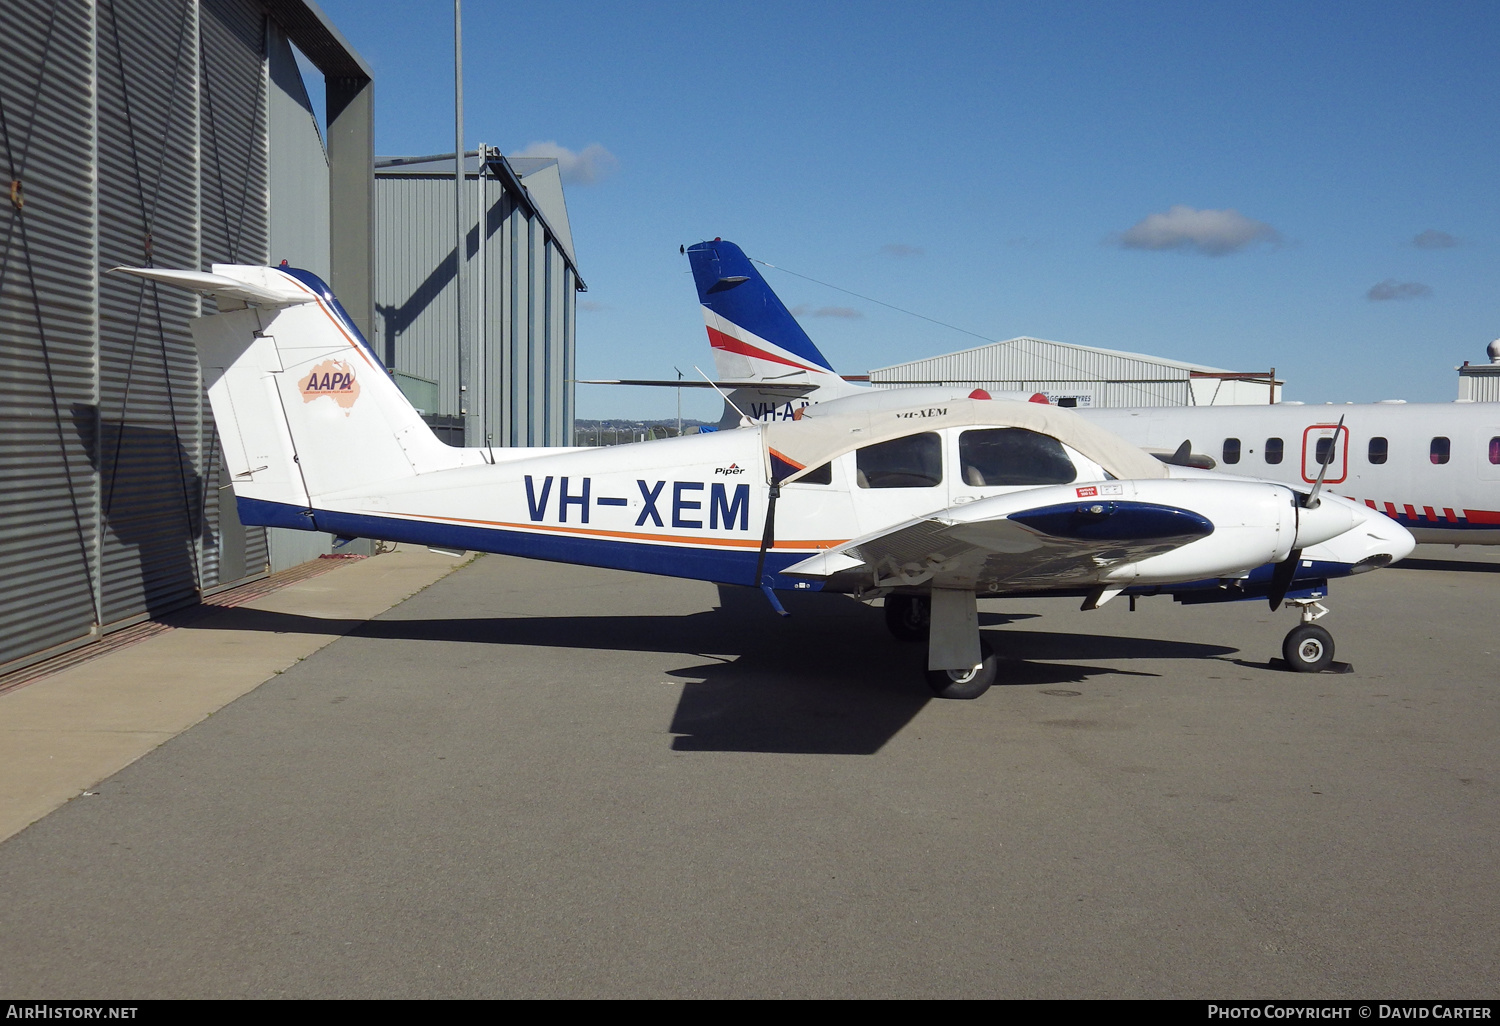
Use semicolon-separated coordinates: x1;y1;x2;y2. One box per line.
114;264;481;531
686;240;851;392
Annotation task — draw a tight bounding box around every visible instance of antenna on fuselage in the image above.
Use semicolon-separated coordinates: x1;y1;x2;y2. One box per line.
694;365;752;425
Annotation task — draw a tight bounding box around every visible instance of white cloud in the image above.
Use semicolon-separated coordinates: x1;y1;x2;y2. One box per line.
881;243;924;258
790;305;863;319
1412;229;1460;249
511;141;619;185
1114;205;1280;256
1367;280;1431;301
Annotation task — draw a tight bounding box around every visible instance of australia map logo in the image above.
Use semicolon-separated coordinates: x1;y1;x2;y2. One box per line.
299;359;360;412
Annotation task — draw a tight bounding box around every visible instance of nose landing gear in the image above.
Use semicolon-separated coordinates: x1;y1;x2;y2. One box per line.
1279;598;1351;673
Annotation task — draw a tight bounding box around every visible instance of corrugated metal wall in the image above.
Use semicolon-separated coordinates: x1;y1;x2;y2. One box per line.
1458;370;1500;402
374;158;579;448
1;0;280;674
871;337;1195;407
0;0;103;661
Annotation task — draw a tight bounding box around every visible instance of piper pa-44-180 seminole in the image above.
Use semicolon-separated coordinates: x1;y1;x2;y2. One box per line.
113;262;1414;699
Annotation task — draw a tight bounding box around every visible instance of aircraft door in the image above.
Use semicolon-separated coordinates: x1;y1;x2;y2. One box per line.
1300;423;1349;485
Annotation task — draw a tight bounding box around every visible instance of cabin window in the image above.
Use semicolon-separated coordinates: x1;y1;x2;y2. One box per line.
1222;438;1241;465
1368;437;1388;465
1265;437;1284;465
797;462;832;485
958;428;1076;486
1490;437;1500;465
1430;437;1450;465
1314;437;1337;466
855;432;943;488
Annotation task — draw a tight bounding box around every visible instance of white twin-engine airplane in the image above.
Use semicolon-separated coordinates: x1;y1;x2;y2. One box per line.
682;239;1500;546
115;262;1413;700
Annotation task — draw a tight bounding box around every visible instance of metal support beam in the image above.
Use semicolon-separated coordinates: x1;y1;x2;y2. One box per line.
326;74;374;346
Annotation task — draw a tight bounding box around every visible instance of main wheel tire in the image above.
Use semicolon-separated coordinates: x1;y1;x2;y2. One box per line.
884;594;931;642
925;639;997;700
1282;623;1335;673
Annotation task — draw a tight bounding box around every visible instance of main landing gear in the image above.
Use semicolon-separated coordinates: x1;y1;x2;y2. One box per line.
884;591;998;700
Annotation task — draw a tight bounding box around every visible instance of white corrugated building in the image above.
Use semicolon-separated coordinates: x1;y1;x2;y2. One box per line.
869;337;1279;408
1456;340;1500;402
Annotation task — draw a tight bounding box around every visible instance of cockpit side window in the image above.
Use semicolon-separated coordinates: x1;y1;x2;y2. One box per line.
797;462;832;485
855;432;943;488
957;428;1077;486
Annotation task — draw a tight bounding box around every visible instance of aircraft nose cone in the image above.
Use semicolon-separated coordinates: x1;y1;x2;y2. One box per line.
1345;498;1417;569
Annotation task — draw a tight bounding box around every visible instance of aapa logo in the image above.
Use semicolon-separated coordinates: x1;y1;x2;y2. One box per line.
299;359;360;412
715;463;746;476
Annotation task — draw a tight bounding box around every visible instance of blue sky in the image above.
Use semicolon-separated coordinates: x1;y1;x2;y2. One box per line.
313;0;1500;419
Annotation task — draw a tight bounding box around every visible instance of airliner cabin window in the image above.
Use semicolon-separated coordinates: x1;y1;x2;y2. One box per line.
1265;437;1284;465
1431;437;1450;465
1315;437;1336;465
1368;436;1388;465
1222;438;1241;465
958;428;1077;486
1490;437;1500;465
855;432;942;488
799;462;832;485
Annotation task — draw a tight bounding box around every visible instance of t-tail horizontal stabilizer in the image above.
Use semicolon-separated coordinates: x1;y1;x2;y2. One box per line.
110;263;484;535
112;265;316;309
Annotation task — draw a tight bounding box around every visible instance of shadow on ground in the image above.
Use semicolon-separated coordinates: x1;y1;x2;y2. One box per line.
1392;557;1500;574
181;584;1238;755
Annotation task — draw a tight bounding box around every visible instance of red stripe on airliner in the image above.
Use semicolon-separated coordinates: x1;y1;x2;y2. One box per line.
1424;506;1437;521
1443;508;1457;521
706;325;822;374
1464;509;1500;524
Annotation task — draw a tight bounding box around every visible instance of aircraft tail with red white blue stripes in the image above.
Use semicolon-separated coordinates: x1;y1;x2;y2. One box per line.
686;239;860;407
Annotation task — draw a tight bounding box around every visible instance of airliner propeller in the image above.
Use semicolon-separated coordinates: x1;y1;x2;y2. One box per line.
1268;415;1345;610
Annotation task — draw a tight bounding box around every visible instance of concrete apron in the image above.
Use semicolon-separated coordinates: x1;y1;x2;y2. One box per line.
0;546;474;844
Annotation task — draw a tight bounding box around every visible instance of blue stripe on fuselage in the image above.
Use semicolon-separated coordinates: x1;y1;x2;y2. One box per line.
237;496;822;590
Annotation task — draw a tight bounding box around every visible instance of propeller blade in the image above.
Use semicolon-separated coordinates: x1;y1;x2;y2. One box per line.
1303;415;1346;509
1268;548;1301;611
1172;439;1193;465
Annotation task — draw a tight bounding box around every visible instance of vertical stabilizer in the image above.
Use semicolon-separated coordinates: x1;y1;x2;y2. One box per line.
686;240;854;396
115;264;484;531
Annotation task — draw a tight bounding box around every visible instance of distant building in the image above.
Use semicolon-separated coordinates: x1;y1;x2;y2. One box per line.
869;337;1279;407
1456;340;1500;402
374;150;583;448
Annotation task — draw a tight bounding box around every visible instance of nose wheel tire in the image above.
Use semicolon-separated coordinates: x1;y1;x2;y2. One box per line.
1282;623;1335;673
926;639;997;700
885;594;931;642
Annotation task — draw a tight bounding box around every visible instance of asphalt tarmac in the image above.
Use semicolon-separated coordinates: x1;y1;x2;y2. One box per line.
0;546;1496;998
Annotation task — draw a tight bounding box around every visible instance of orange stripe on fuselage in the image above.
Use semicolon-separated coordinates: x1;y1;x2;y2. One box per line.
365;509;847;551
283;275;377;371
